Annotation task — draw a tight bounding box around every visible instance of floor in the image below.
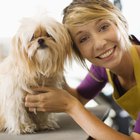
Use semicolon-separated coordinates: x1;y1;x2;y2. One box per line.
0;105;110;140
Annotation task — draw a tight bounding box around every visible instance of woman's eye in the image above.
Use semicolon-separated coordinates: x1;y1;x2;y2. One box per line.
79;36;89;43
99;24;110;32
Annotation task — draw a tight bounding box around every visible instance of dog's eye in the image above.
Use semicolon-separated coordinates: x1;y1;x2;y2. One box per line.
46;32;55;41
46;32;52;38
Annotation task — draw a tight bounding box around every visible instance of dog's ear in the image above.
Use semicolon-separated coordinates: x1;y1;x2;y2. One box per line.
63;26;73;64
12;35;20;47
11;34;36;73
11;35;22;57
11;35;29;63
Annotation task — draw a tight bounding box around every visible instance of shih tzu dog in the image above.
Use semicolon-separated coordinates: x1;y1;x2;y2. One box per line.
0;15;72;134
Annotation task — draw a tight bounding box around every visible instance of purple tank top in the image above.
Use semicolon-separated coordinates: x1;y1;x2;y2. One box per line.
76;65;108;99
133;112;140;133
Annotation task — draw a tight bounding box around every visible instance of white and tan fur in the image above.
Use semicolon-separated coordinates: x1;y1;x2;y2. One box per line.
0;15;72;134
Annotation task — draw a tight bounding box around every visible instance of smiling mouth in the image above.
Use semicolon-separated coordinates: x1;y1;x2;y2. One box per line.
96;46;116;59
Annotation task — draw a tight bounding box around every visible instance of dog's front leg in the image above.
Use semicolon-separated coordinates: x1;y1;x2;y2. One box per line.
3;89;37;134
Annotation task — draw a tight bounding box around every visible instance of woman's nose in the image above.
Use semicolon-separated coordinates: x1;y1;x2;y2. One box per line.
93;36;107;50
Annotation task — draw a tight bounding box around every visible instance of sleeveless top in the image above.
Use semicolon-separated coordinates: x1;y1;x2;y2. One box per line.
106;45;140;120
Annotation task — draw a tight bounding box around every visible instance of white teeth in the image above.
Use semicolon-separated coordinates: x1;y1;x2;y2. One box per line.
99;49;113;58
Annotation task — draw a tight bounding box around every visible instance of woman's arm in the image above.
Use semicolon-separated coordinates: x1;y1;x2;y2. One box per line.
25;86;88;113
25;87;139;140
64;83;90;105
67;98;139;140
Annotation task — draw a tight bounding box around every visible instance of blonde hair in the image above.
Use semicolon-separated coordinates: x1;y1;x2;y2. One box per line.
63;0;131;66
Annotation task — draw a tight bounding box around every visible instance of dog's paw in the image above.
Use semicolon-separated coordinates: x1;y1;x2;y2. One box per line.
21;123;37;134
40;120;60;130
6;127;21;135
5;123;37;135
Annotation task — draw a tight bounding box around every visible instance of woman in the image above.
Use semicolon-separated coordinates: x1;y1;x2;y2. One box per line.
25;0;140;139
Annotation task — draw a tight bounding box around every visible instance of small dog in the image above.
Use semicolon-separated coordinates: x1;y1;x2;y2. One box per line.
0;15;72;134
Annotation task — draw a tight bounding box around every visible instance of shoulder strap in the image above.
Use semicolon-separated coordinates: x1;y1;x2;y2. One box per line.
130;45;140;83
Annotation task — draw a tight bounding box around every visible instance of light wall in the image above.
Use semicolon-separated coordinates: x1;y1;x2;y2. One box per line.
0;0;72;38
0;0;139;38
121;0;140;37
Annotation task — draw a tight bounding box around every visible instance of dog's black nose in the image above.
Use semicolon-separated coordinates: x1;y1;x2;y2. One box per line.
38;38;44;45
38;38;48;49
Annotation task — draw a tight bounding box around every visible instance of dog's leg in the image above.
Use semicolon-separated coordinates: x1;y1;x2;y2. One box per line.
2;89;37;134
4;102;36;134
32;112;59;130
0;111;5;132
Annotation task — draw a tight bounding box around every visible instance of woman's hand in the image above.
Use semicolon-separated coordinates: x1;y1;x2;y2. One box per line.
25;86;78;113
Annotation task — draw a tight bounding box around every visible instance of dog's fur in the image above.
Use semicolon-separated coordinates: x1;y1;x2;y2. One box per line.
0;15;72;134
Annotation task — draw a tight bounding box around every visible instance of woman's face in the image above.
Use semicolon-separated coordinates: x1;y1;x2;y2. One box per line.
69;19;125;69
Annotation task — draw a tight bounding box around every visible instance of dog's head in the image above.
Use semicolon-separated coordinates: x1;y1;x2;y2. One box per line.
11;15;72;77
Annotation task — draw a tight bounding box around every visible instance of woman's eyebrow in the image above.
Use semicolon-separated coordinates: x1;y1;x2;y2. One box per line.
75;19;104;37
75;31;84;37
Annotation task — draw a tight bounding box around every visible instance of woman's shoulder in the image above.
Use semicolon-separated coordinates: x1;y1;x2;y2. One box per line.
90;65;108;81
